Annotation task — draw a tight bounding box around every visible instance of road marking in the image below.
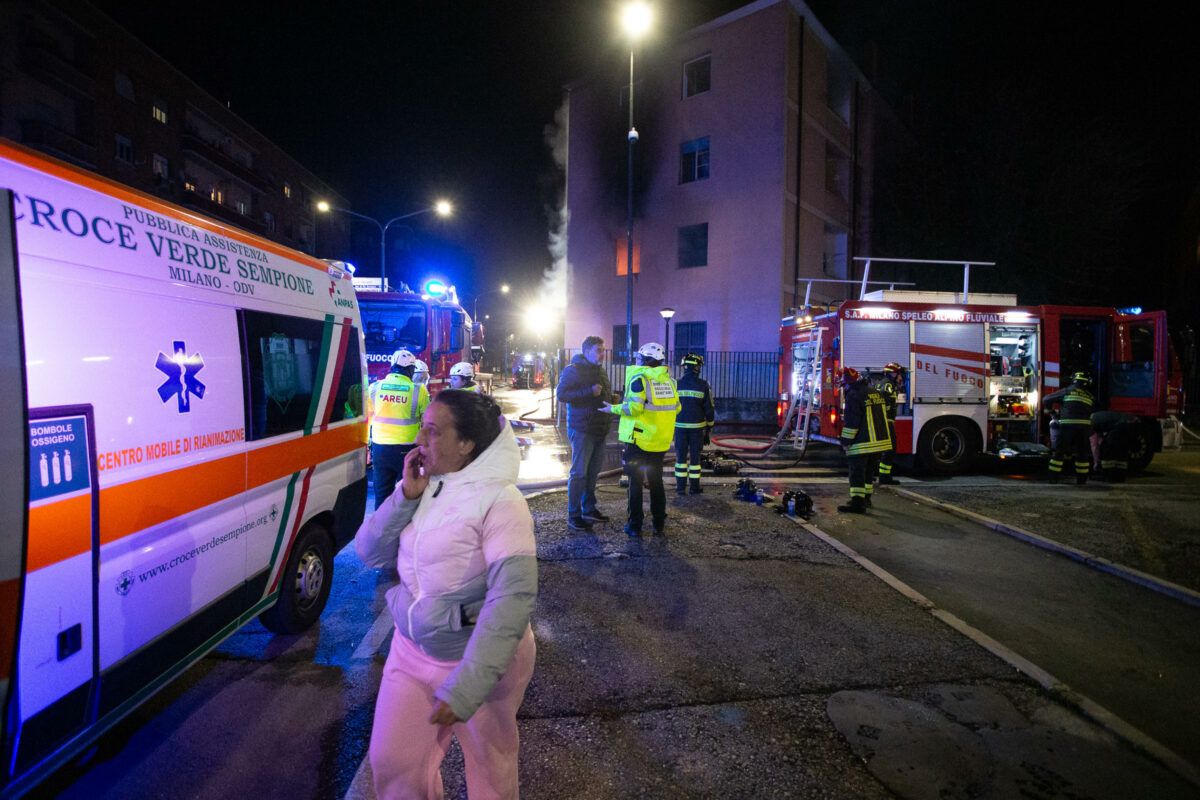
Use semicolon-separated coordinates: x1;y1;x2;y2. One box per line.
352;610;394;660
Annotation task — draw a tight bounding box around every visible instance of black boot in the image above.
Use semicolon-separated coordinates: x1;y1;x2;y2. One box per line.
689;480;703;494
877;475;897;485
675;479;687;495
837;496;867;514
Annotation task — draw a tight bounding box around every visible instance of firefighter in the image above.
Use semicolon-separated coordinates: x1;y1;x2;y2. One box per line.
1089;410;1141;483
673;352;715;494
449;361;479;391
369;348;431;506
413;358;430;388
1043;371;1094;484
602;342;679;536
876;361;905;485
836;367;891;513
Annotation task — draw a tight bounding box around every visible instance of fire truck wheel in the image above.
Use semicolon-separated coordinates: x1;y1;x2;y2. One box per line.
917;417;977;476
260;521;334;634
1127;424;1155;473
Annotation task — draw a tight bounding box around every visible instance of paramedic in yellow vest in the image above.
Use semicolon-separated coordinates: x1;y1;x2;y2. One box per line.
602;342;679;537
449;361;480;392
370;348;431;506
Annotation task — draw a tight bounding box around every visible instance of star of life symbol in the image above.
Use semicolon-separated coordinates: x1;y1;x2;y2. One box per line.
116;570;135;596
155;340;206;413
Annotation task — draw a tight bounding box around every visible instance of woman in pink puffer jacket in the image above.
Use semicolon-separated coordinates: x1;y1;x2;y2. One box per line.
356;390;537;800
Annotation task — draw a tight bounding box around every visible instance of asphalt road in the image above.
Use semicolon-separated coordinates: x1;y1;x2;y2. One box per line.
25;416;1200;799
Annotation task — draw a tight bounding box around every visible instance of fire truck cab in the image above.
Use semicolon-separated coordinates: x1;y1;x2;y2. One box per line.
781;289;1184;475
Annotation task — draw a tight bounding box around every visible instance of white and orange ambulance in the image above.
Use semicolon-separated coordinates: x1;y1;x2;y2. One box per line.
0;140;368;797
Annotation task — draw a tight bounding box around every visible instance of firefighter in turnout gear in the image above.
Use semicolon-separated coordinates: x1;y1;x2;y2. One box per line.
876;362;905;485
836;367;891;513
1043;371;1094;484
449;360;479;392
603;342;679;536
1089;410;1140;483
674;352;715;494
369;348;432;506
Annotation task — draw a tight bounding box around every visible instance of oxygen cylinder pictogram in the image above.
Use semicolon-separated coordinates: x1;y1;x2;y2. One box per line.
40;452;49;487
63;449;73;482
52;451;62;484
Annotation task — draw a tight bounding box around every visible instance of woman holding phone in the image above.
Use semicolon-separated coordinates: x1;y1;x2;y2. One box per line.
356;390;537;799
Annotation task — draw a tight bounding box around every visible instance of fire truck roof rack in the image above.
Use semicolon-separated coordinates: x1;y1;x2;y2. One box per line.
852;257;996;304
795;277;916;311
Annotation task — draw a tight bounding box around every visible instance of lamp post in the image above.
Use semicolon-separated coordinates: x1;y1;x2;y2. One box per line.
621;2;652;363
660;307;675;361
317;200;452;289
469;283;510;320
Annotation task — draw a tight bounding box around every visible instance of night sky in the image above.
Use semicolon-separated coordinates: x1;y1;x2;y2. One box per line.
88;1;1200;335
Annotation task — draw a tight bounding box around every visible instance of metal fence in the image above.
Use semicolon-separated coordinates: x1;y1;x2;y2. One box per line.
559;349;781;401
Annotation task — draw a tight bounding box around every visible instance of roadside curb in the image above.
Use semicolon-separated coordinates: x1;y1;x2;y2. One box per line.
888;486;1200;610
788;514;1200;789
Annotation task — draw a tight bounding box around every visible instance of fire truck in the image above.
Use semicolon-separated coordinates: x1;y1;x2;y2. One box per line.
352;278;480;389
779;271;1185;475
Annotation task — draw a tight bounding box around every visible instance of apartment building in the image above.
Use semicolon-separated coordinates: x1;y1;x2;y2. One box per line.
564;0;877;357
0;0;347;255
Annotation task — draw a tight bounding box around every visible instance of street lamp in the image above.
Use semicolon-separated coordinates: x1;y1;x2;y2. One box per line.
659;307;675;360
621;1;652;363
469;283;510;320
316;200;452;289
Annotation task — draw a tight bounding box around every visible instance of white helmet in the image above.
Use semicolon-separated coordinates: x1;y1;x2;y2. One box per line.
637;342;666;362
413;359;429;379
449;361;475;378
390;348;416;368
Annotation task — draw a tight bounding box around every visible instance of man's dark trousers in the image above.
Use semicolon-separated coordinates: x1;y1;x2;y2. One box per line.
673;427;704;492
567;429;606;518
372;442;414;509
624;444;665;530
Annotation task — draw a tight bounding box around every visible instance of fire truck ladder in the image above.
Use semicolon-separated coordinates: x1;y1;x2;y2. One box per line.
792;325;822;455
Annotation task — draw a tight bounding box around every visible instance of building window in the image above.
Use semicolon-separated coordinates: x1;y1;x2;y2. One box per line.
680;137;710;183
678;223;708;269
823;224;848;279
114;134;133;164
114;71;135;101
683;55;711;98
152;154;168;182
615;237;640;275
613;325;640;362
673;321;707;360
210;186;223;205
825;143;850;202
826;62;852;124
152;98;168;124
264;211;276;232
236;200;247;215
183;175;197;193
283;182;292;199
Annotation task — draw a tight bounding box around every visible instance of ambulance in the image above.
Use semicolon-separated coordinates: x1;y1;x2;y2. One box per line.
0;141;368;797
780;284;1185;475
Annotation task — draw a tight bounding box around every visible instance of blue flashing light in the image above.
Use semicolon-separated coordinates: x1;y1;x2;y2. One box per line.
344;262;356;275
1117;306;1142;315
425;279;446;297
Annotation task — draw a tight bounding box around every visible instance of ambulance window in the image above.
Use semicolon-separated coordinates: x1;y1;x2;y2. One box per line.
239;310;364;441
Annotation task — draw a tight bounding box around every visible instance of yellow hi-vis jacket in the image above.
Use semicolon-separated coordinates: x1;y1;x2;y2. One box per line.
369;372;430;445
615;365;679;452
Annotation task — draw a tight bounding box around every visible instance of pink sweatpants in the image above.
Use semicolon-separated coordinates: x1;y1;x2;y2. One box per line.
369;626;536;800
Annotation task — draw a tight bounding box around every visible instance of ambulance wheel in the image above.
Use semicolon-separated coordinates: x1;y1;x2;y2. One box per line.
917;417;977;475
260;521;334;634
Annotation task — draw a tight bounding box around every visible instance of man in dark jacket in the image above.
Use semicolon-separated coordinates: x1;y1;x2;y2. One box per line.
1043;371;1095;484
556;335;614;530
674;352;715;494
1090;410;1141;482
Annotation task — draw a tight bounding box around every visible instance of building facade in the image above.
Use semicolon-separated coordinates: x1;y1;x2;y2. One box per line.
564;0;877;358
0;0;347;255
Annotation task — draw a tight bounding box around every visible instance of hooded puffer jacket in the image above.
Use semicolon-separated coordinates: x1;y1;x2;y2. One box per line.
355;419;537;720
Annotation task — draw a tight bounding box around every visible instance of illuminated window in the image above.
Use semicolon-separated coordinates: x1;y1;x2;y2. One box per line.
210;186;223;204
615;237;640;276
152;154;168;182
183;176;197;193
152;99;168;124
680;137;709;183
114;134;133;164
236;199;247;215
683;55;710;98
283;182;292;199
677;223;708;269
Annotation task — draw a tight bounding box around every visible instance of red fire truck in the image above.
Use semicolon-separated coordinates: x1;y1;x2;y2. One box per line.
780;286;1185;475
353;279;480;389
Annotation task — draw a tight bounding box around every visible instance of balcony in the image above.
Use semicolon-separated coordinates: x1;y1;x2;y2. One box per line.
180;189;268;236
20;42;95;98
18;119;96;168
181;132;267;192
